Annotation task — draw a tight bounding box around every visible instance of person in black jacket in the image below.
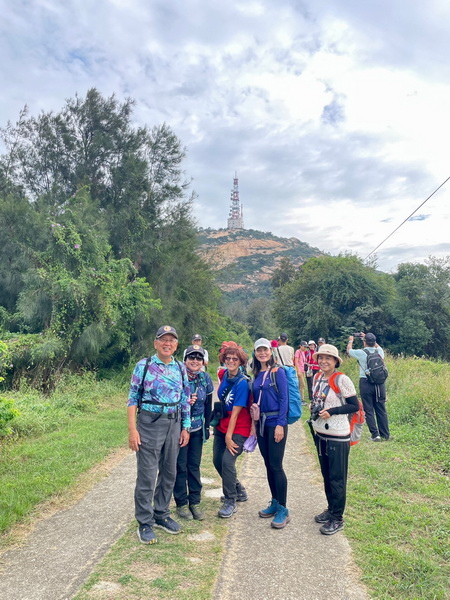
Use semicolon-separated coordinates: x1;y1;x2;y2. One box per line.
174;345;213;521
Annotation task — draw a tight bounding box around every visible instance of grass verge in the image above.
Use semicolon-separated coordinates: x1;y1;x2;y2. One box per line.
0;372;129;543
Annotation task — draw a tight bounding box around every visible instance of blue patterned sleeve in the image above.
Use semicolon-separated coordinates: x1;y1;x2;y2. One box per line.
127;360;145;407
179;363;192;429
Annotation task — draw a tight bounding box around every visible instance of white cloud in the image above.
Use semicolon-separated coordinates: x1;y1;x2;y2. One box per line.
0;0;449;272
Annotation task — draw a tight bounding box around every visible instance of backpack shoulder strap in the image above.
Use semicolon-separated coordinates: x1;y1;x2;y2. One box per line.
137;357;152;412
175;359;188;386
328;372;344;396
269;366;280;395
276;348;285;366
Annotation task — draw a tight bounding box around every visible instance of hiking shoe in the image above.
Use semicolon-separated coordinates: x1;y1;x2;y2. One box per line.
259;498;279;518
189;504;205;520
271;505;291;529
218;499;237;518
319;519;344;535
370;435;381;442
176;504;193;520
314;509;331;523
154;516;181;534
137;524;157;544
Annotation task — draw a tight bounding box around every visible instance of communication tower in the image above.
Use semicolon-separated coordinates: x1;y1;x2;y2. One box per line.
227;172;244;230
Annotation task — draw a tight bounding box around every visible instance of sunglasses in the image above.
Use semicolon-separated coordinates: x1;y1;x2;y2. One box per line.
224;356;239;362
187;354;203;361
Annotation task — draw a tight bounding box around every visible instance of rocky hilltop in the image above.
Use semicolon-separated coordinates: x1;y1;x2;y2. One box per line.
197;228;323;301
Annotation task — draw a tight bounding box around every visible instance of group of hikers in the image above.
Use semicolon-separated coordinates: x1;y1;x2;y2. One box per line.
127;326;390;544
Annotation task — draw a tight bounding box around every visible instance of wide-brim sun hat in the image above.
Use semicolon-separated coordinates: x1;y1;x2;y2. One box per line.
313;344;343;365
254;337;272;350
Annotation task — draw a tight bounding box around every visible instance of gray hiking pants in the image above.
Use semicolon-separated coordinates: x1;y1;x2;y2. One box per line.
134;411;181;525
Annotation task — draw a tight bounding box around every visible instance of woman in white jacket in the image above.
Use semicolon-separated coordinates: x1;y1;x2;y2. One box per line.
310;344;359;535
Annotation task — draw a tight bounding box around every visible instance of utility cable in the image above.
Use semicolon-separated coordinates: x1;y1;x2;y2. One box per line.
365;175;450;259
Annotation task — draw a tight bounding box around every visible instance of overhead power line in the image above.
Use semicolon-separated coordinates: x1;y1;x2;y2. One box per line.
365;175;450;260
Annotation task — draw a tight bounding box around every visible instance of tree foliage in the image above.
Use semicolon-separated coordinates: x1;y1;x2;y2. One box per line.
0;89;237;388
275;254;396;347
390;257;450;358
274;253;450;359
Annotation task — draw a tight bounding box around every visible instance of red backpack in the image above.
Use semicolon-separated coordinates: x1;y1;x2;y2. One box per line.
314;371;365;446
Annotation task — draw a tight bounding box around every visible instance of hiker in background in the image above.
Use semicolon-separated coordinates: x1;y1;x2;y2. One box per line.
305;340;320;402
274;332;303;410
274;332;294;367
294;341;308;405
310;344;359;535
183;334;209;370
252;338;290;529
174;345;213;521
347;332;390;442
213;342;251;518
127;326;191;545
318;337;326;348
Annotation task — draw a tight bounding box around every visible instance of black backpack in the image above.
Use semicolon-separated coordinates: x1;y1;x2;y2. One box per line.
363;349;388;385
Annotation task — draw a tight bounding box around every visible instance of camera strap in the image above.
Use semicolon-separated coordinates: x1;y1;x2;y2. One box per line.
312;374;331;408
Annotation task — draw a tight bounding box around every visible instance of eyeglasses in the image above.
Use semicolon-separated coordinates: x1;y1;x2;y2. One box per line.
186;354;203;361
224;356;239;362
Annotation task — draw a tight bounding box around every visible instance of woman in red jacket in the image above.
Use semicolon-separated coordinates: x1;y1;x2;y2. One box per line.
305;340;320;402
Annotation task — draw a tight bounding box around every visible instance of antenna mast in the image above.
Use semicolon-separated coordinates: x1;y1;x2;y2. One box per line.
227;172;244;230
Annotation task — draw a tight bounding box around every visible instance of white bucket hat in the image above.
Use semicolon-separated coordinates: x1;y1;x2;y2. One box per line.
313;343;343;365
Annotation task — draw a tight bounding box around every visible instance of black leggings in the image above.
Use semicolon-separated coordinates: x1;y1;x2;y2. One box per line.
257;425;288;507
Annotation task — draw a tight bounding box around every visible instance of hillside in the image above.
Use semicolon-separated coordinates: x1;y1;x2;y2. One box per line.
197;228;323;302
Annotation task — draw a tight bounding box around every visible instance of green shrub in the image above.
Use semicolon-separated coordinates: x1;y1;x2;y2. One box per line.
0;397;20;437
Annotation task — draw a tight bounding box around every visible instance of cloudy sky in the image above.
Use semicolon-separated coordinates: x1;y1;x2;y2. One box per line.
1;0;450;272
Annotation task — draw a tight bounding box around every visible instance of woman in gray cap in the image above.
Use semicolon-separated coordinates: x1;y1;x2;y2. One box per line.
174;345;214;521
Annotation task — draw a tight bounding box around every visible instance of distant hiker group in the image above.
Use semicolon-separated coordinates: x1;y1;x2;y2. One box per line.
127;326;390;544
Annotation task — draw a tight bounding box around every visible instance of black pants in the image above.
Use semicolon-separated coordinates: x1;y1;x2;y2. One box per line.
173;429;203;507
306;371;319;402
212;429;246;500
257;425;288;507
315;436;349;521
359;378;390;439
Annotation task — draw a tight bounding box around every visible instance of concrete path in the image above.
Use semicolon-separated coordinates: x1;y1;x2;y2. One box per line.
214;422;369;600
0;422;369;600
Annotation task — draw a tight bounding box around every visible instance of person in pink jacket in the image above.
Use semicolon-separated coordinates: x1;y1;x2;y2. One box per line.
294;341;308;404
